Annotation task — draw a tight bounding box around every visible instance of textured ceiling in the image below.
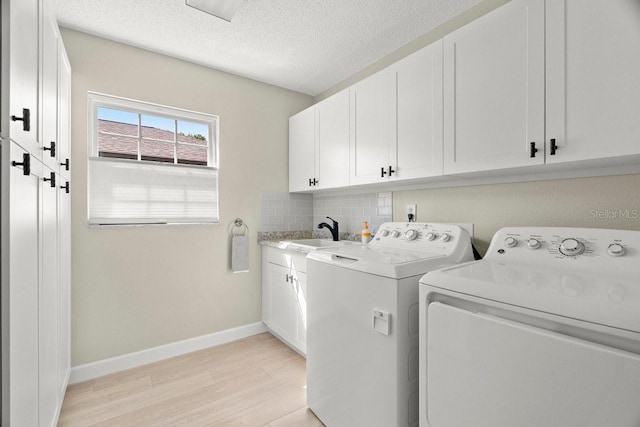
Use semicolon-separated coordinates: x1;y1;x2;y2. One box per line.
52;0;481;96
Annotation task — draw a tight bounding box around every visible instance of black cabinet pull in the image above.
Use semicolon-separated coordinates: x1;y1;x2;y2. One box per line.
44;141;56;157
309;178;313;187
308;178;318;187
529;142;538;158
550;138;558;155
43;172;56;188
388;166;396;176
60;181;70;194
313;178;318;186
381;167;387;178
11;108;31;131
61;158;70;171
11;153;31;176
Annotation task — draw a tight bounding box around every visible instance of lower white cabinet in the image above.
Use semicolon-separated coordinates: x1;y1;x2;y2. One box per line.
1;140;71;426
261;246;307;355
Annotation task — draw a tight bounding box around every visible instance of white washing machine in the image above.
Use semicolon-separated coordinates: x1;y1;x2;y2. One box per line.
419;227;640;427
306;222;474;427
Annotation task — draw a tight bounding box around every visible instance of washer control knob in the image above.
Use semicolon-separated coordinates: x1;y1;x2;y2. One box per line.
527;238;541;249
559;238;585;256
405;229;418;241
440;233;450;242
504;237;517;248
607;243;625;257
379;229;389;237
391;230;400;238
425;232;436;241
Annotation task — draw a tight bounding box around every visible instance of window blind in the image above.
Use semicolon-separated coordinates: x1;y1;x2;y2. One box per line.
88;157;219;225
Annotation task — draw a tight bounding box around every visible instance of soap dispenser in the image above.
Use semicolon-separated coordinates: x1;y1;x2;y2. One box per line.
362;221;372;244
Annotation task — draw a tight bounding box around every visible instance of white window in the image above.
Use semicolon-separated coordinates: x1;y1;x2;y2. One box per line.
87;92;219;225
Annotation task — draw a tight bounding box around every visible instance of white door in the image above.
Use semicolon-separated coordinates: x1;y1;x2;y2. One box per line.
316;89;349;190
427;303;640;427
41;15;59;172
289;107;316;192
291;271;307;354
8;0;40;154
6;142;41;426
58;38;72;179
57;174;71;398
545;0;640;164
39;166;59;427
390;41;444;180
267;263;293;340
350;68;390;185
443;0;545;174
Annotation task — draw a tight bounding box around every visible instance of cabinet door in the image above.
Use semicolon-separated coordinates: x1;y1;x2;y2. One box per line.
8;0;40;154
316;89;349;189
350;68;390;185
39;165;59;427
545;0;640;164
267;263;293;340
443;0;545;174
41;14;59;172
5;142;41;427
390;41;444;180
292;272;307;355
289;107;316;192
57;174;71;398
57;46;72;180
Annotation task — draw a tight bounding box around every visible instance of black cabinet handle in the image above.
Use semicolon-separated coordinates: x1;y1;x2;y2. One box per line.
309;178;313;187
11;153;31;176
43;172;56;188
60;181;70;194
381;167;387;178
550;138;558;155
530;142;538;158
388;166;396;176
61;158;70;171
312;178;318;186
44;141;56;157
308;178;318;187
11;108;31;132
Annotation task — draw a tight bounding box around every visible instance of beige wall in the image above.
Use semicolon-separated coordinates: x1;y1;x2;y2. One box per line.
61;29;313;365
393;174;640;254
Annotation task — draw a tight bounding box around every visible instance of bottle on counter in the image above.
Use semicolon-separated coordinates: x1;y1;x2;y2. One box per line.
362;221;372;244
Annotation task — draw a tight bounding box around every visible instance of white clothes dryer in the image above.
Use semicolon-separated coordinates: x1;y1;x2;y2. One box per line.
306;222;474;427
419;227;640;427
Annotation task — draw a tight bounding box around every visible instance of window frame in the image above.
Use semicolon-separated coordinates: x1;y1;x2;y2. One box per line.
88;92;219;169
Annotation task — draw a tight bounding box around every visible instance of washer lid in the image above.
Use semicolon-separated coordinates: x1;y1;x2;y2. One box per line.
421;260;640;334
308;245;449;279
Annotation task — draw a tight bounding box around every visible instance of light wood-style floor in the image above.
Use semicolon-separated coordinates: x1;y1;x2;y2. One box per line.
58;333;324;426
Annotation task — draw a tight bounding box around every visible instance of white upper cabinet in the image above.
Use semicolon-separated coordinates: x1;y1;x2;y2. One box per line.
389;40;444;180
545;0;640;164
8;0;40;154
58;43;72;179
443;0;545;175
41;14;59;172
289;89;349;192
350;68;390;185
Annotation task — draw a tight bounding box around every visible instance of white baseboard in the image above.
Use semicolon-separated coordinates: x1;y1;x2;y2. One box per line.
69;322;268;384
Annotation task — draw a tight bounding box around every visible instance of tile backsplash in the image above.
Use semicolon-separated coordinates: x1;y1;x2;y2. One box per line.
260;191;392;238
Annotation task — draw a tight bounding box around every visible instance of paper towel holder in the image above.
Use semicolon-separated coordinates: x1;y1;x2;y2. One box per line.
229;218;249;236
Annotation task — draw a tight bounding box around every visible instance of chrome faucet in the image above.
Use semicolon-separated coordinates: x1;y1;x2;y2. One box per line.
317;216;339;241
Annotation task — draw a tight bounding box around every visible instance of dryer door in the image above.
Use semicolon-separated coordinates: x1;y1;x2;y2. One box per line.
426;302;640;427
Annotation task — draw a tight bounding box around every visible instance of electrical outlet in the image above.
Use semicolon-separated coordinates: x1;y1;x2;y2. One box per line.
406;204;417;222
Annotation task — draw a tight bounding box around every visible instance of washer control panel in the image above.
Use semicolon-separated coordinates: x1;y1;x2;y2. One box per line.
487;227;640;272
372;222;472;252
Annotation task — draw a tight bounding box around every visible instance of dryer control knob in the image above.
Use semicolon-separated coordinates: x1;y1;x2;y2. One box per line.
559;238;585;256
425;232;436;241
527;238;541;249
504;237;517;248
391;230;400;238
405;229;418;241
607;243;625;257
440;233;451;242
379;229;389;237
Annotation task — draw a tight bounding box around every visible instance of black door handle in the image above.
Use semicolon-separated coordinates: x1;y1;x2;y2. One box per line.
43;172;56;188
11;153;31;176
60;181;70;194
11;108;31;132
44;141;56;158
550;138;558;155
530;142;538;158
61;158;70;171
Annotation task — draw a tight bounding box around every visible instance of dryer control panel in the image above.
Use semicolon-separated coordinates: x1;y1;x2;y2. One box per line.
486;227;640;274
